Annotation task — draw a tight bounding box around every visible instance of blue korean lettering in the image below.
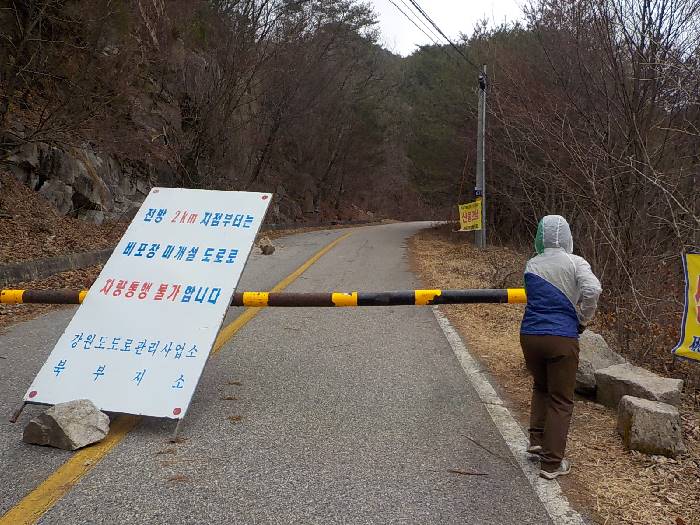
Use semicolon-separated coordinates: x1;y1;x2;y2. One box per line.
243;215;254;228
186;247;198;262
214;248;226;263
135;339;147;355
232;214;244;228
161;342;173;357
223;213;233;226
95;336;107;350
121;338;133;352
194;287;209;304
172;374;185;389
123;241;137;256
211;213;223;227
226;249;239;264
200;212;212;226
162;244;175;259
146;243;161;259
70;333;83;348
133;369;146;386
148;340;160;356
144;208;156;222
208;288;222;305
186;344;198;358
134;242;148;257
83;334;96;350
53;359;67;377
202;248;214;263
155;208;167;223
174;246;187;260
174;343;185;359
109;337;121;350
93;365;106;381
181;286;196;303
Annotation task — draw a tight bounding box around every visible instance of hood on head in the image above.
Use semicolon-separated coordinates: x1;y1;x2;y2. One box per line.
534;215;573;254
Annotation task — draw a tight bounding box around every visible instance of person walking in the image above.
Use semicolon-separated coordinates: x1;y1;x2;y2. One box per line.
520;215;602;480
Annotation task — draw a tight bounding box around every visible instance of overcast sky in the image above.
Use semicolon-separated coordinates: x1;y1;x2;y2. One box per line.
370;0;525;56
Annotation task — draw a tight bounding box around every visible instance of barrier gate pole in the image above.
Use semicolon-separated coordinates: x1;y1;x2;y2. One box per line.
1;288;528;306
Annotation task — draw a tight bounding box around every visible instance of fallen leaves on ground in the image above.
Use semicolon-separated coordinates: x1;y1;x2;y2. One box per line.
409;224;700;525
0;171;128;264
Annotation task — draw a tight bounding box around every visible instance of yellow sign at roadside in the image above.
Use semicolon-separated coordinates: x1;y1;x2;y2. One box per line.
673;253;700;362
458;201;482;231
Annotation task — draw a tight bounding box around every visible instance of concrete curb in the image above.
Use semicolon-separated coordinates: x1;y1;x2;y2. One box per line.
0;248;113;287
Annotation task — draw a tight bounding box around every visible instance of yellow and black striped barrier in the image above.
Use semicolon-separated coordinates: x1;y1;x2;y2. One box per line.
1;288;527;306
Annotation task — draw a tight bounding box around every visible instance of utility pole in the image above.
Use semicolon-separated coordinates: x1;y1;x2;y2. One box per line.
475;65;487;249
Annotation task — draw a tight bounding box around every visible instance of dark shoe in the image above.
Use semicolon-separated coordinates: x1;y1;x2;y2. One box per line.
539;459;571;480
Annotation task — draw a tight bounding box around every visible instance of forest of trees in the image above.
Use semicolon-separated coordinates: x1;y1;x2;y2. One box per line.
1;0;698;356
401;0;699;358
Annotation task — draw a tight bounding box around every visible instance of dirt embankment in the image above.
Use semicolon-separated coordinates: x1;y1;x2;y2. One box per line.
0;172;128;265
409;224;700;525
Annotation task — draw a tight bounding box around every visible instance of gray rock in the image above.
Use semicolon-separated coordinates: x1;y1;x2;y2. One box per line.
6;142;39;170
23;399;109;450
617;396;686;457
38;179;74;215
595;363;683;408
81;210;106;225
576;330;626;396
259;236;275;255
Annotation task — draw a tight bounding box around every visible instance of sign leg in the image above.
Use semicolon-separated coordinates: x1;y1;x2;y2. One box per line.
9;402;26;423
170;418;185;443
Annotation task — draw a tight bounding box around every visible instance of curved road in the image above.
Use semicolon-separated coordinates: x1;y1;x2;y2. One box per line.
0;222;572;524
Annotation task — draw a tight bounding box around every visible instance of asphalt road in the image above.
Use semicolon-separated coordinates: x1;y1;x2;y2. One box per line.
0;223;553;524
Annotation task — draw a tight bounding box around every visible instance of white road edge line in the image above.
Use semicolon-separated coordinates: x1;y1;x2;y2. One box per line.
433;307;586;525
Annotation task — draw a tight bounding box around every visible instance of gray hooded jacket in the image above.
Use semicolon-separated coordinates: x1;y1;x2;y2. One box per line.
520;215;602;338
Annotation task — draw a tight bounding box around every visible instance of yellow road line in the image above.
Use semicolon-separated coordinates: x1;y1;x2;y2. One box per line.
1;230;353;525
213;231;352;354
0;415;140;525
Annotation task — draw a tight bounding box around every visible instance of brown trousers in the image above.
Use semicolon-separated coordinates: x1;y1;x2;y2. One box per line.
520;334;579;466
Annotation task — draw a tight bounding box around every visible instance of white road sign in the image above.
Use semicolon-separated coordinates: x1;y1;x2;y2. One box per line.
24;188;271;419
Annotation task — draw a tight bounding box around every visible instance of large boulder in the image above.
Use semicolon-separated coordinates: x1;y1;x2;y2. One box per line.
617;396;686;457
576;330;626;396
23;399;109;450
595;363;683;408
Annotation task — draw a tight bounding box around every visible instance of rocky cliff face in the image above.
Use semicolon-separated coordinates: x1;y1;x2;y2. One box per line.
3;118;176;224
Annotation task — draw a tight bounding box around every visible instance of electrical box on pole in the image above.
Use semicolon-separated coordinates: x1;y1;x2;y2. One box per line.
475;65;487;249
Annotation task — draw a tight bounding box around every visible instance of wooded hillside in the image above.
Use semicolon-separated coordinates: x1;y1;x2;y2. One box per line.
1;0;698;357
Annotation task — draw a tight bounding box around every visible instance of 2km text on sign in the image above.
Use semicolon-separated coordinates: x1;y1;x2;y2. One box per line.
24;188;271;419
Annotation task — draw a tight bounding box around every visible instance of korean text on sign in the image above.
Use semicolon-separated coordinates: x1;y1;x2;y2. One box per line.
24;188;272;419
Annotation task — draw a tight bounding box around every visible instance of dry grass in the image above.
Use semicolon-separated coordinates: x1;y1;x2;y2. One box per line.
409;224;700;525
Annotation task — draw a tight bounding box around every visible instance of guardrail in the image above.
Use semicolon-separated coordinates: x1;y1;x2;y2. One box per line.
0;288;527;306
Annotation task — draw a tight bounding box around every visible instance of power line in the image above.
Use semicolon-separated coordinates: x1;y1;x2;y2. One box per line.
386;0;463;64
396;0;442;45
404;0;480;70
386;0;444;51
